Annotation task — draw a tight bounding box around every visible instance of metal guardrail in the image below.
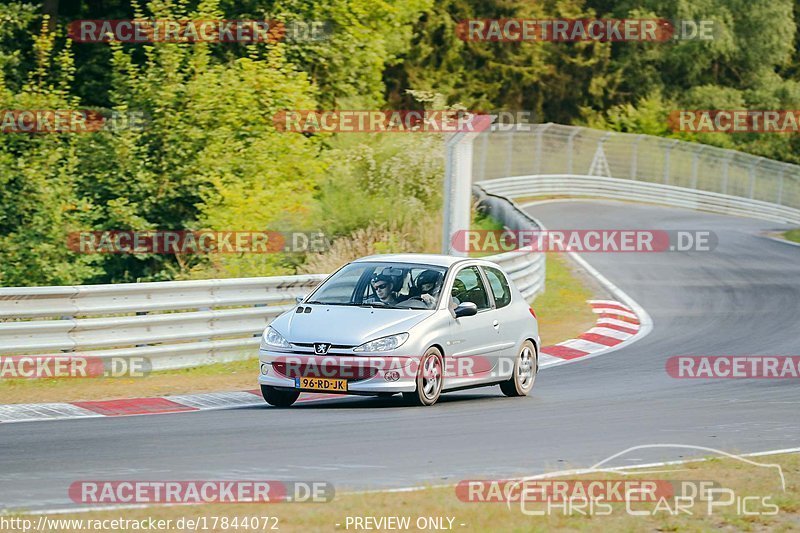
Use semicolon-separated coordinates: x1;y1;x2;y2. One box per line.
0;276;326;369
480;174;800;225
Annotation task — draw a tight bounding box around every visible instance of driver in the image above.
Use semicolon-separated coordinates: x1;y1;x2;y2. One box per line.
415;270;443;309
366;274;399;306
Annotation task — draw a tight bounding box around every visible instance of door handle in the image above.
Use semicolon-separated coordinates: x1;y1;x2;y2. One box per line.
492;320;500;329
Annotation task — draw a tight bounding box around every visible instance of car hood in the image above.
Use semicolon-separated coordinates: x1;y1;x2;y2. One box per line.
270;305;433;345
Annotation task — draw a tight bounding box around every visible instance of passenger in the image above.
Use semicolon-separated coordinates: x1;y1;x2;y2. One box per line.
414;270;443;309
450;278;467;307
366;274;399;306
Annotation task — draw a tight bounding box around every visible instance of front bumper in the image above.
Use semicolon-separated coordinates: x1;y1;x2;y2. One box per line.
258;349;419;394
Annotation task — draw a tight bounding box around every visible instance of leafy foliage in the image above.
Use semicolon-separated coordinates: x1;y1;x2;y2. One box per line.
1;0;799;285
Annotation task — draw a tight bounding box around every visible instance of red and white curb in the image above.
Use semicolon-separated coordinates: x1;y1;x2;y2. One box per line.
0;391;341;424
539;299;643;367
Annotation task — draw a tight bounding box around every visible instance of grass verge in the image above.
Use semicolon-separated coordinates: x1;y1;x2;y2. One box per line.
20;452;799;532
532;253;597;347
0;359;258;405
0;253;598;405
783;228;800;244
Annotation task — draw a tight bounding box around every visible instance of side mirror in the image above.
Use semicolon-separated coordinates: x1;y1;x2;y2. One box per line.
454;302;478;318
295;295;307;304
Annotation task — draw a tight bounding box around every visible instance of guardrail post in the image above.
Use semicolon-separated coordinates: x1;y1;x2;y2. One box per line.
61;315;75;352
135;311;148;347
200;306;212;343
566;128;581;174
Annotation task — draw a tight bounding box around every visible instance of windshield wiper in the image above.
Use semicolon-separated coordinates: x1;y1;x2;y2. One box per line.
359;302;389;308
305;301;353;306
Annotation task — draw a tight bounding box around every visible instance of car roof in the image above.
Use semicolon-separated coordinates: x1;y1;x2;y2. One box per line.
353;253;495;268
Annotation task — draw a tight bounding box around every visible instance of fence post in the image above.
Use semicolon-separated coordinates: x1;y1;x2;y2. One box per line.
505;130;514;178
443;126;484;256
748;158;762;199
663;140;678;185
722;154;731;194
534;123;551;175
566;128;581;174
691;146;704;189
630;134;642;180
478;132;489;181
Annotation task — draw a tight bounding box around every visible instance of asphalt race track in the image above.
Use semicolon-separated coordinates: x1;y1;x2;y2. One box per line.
2;200;799;512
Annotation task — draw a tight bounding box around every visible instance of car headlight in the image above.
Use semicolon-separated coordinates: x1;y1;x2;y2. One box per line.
353;333;409;352
261;326;291;349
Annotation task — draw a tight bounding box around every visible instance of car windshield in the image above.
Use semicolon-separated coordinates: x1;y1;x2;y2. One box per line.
306;261;448;309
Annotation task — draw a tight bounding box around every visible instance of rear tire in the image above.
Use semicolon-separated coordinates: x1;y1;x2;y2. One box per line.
261;385;300;407
403;347;444;406
500;341;537;397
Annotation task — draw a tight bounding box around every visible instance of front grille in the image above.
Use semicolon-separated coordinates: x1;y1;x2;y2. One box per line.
291;342;356;349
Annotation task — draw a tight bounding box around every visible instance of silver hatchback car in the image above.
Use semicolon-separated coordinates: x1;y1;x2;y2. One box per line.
258;254;539;406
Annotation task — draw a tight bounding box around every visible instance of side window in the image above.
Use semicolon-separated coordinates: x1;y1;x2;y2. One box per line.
483;266;512;308
453;266;490;310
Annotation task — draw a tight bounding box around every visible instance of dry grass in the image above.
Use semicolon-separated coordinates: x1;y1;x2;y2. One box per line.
300;213;443;274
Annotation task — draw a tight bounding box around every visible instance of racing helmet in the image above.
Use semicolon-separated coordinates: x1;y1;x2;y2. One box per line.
415;269;443;294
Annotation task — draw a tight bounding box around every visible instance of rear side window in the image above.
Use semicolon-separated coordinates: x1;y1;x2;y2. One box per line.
483;266;512;308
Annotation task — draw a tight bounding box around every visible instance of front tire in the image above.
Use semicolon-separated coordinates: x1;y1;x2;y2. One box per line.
261;385;300;407
500;340;537;397
403;347;444;406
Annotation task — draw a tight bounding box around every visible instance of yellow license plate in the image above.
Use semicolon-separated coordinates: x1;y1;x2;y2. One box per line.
294;377;347;392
